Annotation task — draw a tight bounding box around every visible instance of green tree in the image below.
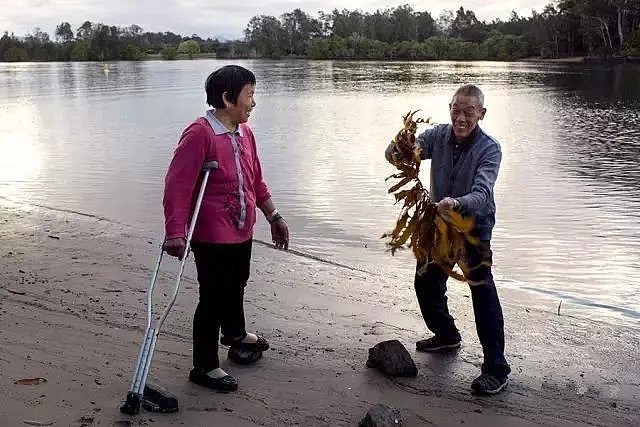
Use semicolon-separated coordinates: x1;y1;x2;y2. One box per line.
622;24;640;54
437;10;455;36
123;44;144;60
481;32;530;59
245;15;287;57
391;4;416;41
91;24;119;60
55;22;74;43
414;11;438;41
281;9;322;55
161;46;178;60
422;36;451;59
450;7;487;42
54;22;74;60
70;40;89;60
0;32;12;59
4;46;29;61
76;21;93;41
23;27;54;61
177;40;200;58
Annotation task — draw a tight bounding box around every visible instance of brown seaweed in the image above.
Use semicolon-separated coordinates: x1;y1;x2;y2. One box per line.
382;111;487;282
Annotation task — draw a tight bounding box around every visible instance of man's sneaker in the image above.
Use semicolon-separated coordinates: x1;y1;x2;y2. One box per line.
471;372;508;395
416;335;461;352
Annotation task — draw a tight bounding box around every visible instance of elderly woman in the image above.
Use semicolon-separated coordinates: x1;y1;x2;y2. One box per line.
162;65;289;392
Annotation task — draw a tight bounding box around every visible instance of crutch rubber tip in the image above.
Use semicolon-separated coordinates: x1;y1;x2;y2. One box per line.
120;392;141;415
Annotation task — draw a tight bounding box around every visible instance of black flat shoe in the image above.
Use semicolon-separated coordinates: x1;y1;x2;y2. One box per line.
189;368;238;392
220;335;270;352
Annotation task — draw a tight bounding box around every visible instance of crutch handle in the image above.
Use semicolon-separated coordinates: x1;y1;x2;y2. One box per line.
203;161;219;171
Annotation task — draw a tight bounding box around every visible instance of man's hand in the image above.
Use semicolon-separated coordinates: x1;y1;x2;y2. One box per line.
385;143;402;164
163;237;187;260
437;197;460;214
270;218;289;250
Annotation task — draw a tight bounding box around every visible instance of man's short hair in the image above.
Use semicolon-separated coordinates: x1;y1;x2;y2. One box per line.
453;84;485;107
205;65;256;108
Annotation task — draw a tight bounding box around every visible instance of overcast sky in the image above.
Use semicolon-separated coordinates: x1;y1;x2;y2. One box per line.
1;0;549;40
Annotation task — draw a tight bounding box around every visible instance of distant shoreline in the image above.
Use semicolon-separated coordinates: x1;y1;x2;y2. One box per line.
3;54;640;65
519;56;640;64
519;56;587;63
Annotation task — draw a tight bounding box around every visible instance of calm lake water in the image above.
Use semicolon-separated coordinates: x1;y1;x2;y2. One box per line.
1;59;639;325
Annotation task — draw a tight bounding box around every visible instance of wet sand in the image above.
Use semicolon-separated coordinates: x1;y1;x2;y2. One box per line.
1;200;638;426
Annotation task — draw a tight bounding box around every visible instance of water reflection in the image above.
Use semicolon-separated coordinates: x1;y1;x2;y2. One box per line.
0;60;638;325
0;101;41;196
554;102;640;189
537;63;640;105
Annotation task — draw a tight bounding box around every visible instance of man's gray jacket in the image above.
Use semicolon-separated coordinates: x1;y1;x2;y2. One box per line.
417;123;502;241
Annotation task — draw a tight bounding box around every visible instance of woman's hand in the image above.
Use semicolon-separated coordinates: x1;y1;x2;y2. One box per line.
163;237;187;259
270;218;289;250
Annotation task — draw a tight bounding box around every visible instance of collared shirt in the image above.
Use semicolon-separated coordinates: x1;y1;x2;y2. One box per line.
202;109;249;230
205;109;244;137
449;126;478;166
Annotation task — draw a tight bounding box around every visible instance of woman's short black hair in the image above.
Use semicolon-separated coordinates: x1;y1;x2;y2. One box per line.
205;65;256;108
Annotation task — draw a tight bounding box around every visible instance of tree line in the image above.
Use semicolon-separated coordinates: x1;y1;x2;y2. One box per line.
1;1;639;62
245;1;640;60
0;22;251;62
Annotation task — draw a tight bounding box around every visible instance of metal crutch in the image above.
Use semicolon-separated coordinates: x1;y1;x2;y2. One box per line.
120;160;219;415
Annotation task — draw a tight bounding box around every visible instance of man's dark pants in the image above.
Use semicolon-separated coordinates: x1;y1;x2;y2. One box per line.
414;240;511;378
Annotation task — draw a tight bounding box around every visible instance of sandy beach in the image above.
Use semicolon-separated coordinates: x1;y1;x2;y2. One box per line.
1;199;639;426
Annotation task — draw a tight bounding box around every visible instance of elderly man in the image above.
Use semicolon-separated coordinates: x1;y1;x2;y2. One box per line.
385;84;510;395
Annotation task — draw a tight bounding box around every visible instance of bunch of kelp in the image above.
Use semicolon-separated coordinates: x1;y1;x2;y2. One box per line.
382;111;484;281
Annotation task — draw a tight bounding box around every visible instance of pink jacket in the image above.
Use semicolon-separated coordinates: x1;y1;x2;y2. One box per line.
163;111;271;244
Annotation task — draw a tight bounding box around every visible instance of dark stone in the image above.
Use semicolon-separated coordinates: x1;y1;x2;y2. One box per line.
228;347;263;365
366;340;417;377
359;404;403;427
